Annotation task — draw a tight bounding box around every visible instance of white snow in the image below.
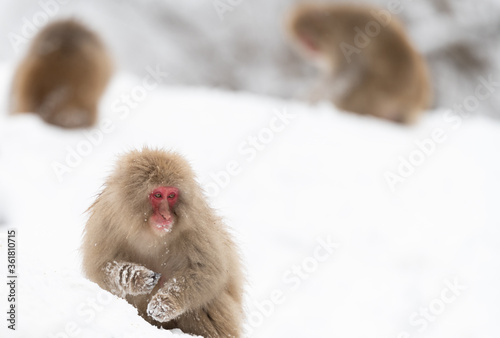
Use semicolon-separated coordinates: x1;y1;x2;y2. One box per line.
0;59;499;337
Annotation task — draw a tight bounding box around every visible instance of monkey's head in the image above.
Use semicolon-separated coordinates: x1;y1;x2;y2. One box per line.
31;19;100;57
286;4;333;56
147;185;179;233
107;148;201;238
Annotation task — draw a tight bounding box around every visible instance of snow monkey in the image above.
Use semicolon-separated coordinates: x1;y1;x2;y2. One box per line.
286;3;431;123
11;19;112;128
82;148;244;337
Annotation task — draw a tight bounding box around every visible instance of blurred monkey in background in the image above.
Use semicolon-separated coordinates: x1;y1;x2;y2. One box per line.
11;19;112;129
286;3;431;123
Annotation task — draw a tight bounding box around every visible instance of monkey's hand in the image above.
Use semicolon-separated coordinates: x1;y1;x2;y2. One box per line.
103;261;161;298
147;277;185;322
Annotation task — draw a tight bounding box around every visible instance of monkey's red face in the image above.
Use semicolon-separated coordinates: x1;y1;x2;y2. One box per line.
148;186;179;234
298;32;320;53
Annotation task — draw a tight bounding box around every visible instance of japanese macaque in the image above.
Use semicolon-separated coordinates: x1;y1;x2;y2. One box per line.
286;3;431;123
82;148;244;337
11;19;112;128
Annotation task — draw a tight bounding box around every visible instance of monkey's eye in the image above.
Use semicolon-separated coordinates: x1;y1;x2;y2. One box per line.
153;193;162;198
167;193;176;199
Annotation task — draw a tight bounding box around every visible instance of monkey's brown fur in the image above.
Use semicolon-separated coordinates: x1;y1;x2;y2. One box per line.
286;3;431;123
82;148;244;337
12;19;112;128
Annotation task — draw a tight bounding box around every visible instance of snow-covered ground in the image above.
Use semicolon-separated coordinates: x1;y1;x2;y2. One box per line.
0;59;499;337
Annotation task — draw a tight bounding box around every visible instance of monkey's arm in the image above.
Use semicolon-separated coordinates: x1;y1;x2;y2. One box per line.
102;261;161;298
307;74;334;103
147;259;226;322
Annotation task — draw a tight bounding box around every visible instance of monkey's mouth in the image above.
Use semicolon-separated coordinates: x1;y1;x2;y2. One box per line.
149;213;174;233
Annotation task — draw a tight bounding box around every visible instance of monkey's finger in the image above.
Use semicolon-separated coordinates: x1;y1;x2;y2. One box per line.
137;271;162;293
